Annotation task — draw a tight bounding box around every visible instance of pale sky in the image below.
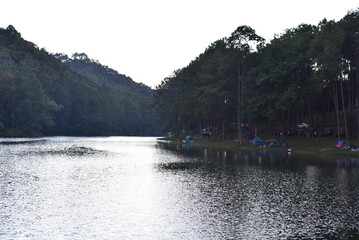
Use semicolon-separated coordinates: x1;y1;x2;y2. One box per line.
1;0;358;88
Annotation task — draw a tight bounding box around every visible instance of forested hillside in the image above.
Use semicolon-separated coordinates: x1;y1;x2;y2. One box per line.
155;10;359;142
0;25;160;136
54;52;152;97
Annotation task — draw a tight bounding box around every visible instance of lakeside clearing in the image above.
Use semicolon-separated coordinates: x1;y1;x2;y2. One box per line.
159;136;359;158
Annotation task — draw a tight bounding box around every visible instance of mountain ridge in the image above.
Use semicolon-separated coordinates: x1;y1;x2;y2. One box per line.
53;52;153;97
0;25;160;137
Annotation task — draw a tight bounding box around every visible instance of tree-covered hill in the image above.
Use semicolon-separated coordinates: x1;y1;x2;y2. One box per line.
154;9;359;142
54;52;152;97
0;25;160;137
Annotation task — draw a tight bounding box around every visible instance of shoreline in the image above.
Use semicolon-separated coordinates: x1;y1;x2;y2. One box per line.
158;136;359;158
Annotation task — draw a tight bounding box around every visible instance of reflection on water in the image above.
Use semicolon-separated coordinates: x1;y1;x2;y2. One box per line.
0;137;358;240
156;142;359;239
157;141;359;170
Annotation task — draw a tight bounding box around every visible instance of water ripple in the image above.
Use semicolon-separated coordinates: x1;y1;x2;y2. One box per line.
0;137;358;239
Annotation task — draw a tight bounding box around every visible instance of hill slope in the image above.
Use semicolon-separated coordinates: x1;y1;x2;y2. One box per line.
54;52;152;97
0;25;160;136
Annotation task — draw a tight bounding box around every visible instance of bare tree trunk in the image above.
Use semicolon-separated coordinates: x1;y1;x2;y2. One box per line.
308;94;314;125
237;64;242;145
222;111;225;140
348;75;352;111
357;72;359;141
333;82;341;141
340;80;349;144
281;110;284;141
348;72;354;137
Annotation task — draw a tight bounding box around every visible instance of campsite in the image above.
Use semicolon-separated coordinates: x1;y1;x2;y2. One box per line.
167;127;359;158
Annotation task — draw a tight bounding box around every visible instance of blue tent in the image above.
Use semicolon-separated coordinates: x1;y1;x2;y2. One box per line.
184;135;195;143
267;139;280;147
335;140;346;148
250;136;263;146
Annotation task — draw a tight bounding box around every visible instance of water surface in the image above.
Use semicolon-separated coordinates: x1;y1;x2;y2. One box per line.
0;137;358;239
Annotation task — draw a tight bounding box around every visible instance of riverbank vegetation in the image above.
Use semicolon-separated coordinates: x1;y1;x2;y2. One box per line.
0;26;160;136
160;135;359;158
154;10;359;145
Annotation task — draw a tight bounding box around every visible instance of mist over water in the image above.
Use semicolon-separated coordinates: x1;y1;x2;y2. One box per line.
0;137;358;239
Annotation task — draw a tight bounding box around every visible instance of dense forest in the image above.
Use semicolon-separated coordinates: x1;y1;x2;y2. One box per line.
154;10;359;142
0;25;160;136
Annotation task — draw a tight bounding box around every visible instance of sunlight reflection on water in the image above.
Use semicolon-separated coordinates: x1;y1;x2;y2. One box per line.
0;137;358;239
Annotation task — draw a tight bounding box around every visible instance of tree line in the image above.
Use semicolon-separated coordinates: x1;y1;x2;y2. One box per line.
0;25;160;137
154;10;359;143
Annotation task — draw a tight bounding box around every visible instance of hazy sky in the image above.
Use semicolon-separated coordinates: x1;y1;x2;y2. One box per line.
1;0;358;88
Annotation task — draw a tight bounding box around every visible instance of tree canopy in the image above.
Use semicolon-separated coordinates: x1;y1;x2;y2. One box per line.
154;9;359;140
0;25;160;136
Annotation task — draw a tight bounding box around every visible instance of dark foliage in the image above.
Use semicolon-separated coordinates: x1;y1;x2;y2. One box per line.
154;10;359;140
0;25;160;136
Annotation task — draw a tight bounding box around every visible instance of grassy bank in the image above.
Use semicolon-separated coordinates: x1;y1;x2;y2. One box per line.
159;135;359;158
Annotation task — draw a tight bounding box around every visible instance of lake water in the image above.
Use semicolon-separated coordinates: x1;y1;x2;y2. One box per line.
0;137;358;240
